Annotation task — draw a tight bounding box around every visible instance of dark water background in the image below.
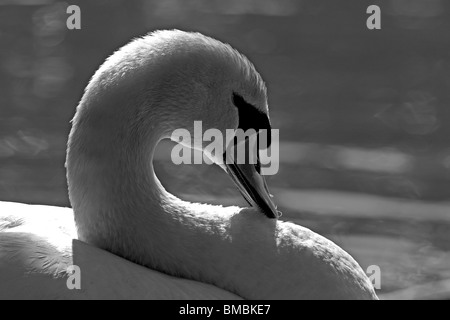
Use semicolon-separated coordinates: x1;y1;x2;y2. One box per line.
1;0;450;298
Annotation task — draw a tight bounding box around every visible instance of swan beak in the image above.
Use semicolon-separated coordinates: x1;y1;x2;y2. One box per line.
223;139;279;219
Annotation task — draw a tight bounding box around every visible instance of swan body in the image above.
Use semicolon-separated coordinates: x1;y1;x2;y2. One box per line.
0;202;240;299
0;30;377;300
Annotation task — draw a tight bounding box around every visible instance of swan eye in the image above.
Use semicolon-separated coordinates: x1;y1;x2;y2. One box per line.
232;93;271;148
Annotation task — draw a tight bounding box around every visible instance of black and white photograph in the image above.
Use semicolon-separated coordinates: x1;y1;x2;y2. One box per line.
1;0;449;304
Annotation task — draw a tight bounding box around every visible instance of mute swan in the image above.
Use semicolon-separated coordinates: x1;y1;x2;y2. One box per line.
0;30;377;300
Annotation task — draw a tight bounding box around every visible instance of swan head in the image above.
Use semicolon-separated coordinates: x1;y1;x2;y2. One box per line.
69;29;278;219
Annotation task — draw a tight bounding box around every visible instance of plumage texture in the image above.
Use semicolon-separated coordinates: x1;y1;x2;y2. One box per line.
0;30;377;300
0;202;240;299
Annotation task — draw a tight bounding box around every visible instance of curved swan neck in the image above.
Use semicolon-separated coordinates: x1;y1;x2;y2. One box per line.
66;86;245;294
67;88;172;236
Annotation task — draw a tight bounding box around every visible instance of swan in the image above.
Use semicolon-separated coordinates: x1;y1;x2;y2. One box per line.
0;30;378;300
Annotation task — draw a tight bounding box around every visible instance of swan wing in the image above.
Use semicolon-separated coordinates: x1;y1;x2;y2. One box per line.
0;202;241;300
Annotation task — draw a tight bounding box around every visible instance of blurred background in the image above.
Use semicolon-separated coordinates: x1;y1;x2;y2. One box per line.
1;0;450;299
